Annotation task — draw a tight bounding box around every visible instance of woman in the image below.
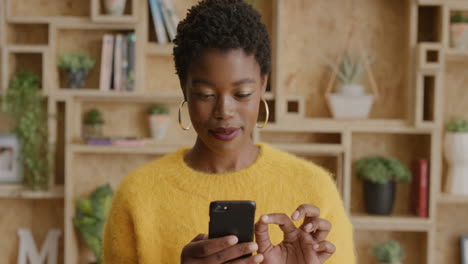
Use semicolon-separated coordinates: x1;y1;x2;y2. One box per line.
103;0;356;263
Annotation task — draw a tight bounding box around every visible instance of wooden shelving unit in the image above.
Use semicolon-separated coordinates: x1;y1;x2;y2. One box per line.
2;0;468;263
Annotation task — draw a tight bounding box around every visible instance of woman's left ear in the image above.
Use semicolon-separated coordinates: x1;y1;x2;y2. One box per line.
261;74;269;95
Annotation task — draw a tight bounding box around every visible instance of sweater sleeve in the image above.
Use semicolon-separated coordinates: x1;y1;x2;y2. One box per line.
102;182;138;263
318;171;357;264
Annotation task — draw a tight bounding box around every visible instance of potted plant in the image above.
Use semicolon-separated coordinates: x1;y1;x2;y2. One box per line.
371;240;405;264
1;71;51;190
73;184;114;264
148;104;170;140
355;156;411;215
83;109;105;139
444;117;468;195
450;12;468;50
58;53;95;88
325;51;376;119
103;0;128;16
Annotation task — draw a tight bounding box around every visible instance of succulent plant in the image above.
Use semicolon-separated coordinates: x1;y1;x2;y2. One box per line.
355;156;411;184
148;104;169;115
446;117;468;133
326;51;372;85
371;240;405;263
58;53;96;73
84;109;104;126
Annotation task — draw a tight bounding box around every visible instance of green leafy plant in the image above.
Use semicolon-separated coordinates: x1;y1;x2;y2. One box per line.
326;51;372;85
371;240;405;263
1;71;51;190
148;104;169;115
58;53;96;73
355;156;411;184
446;117;468;133
84;109;104;126
73;184;114;264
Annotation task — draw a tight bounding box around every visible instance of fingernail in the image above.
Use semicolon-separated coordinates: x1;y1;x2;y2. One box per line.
261;215;269;222
292;211;299;220
254;254;264;262
228;236;238;245
313;244;320;250
249;243;258;251
304;223;313;232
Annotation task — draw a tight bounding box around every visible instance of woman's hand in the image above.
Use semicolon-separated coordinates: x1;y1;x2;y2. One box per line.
254;204;336;264
181;234;264;264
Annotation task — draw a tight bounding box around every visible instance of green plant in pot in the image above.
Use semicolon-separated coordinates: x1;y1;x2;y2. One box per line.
444;117;468;195
83;109;104;139
148;104;170;140
371;240;405;264
73;184;114;264
1;71;51;190
355;156;411;215
58;53;95;88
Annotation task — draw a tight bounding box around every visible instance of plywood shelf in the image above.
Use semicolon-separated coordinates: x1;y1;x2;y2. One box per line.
53;89;183;103
271;143;344;155
438;193;468;204
352;215;432;231
0;184;64;199
70;143;188;155
445;49;468;60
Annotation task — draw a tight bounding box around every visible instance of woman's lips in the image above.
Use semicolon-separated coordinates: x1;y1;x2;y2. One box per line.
209;128;241;141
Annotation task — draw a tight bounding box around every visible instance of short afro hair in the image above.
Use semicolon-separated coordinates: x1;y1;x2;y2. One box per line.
173;0;271;85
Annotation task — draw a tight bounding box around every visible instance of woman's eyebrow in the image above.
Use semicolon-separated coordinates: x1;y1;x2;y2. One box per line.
192;79;214;87
232;78;255;86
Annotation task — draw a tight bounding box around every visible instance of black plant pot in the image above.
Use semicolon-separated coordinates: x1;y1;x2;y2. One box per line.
363;180;396;215
66;68;88;88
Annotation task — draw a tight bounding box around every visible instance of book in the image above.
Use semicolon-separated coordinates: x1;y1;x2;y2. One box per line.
99;34;114;91
126;33;136;91
121;34;128;92
159;0;176;41
113;34;123;91
149;0;168;44
161;0;179;33
412;159;429;218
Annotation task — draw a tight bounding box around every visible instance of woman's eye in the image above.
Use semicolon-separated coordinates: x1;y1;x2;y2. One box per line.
197;93;214;99
236;93;251;98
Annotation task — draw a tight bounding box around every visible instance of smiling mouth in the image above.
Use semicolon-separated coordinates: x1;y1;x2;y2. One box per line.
209;127;241;141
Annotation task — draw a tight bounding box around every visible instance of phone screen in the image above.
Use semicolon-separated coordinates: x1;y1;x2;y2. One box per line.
208;200;256;244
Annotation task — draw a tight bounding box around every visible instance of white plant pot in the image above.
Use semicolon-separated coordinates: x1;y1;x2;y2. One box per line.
102;0;127;16
337;84;365;96
328;94;374;119
450;23;468;50
149;114;170;140
444;133;468;195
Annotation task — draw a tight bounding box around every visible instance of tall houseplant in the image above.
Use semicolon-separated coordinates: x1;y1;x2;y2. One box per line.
355;156;411;215
1;71;51;190
325;51;376;119
444;117;468;195
371;240;405;264
58;53;95;88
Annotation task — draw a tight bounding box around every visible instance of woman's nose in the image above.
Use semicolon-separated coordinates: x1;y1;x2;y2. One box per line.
214;95;234;120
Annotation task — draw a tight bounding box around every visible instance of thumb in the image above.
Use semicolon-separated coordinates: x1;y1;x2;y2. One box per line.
255;215;272;253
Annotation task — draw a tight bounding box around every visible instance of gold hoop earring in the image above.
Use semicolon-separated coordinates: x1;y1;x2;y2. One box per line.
178;100;191;130
256;98;269;129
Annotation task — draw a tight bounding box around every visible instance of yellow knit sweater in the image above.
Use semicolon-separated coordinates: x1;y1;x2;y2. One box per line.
102;143;356;263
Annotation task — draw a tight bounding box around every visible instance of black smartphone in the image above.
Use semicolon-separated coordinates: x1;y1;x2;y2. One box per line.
208;200;256;257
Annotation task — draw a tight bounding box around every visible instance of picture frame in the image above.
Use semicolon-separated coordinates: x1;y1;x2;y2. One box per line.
0;134;21;183
461;235;468;264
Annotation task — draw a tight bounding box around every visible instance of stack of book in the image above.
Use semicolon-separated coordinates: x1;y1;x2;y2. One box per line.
149;0;179;43
99;32;136;92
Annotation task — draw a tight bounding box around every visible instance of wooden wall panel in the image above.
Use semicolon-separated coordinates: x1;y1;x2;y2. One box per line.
281;0;410;119
436;204;468;264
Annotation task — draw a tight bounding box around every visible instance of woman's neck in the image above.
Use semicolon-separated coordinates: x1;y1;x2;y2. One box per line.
184;138;260;174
